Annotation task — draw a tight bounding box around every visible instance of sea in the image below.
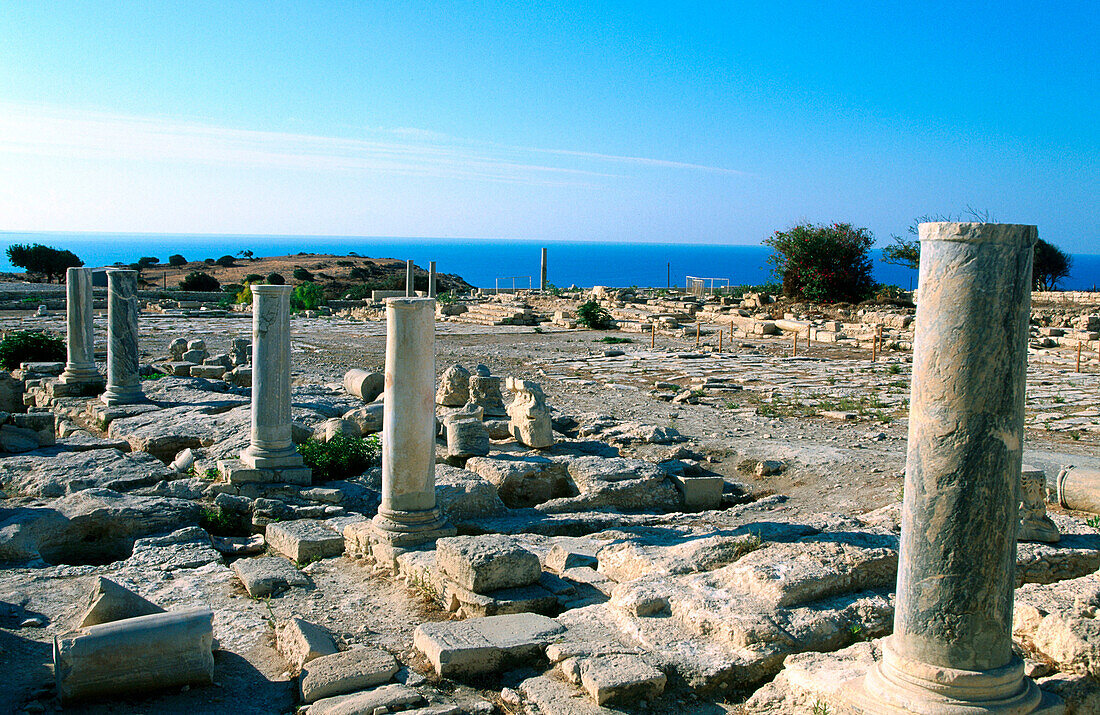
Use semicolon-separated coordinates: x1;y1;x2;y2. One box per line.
2;232;1099;291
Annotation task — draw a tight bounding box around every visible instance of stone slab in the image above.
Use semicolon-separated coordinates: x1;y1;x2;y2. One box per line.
266;519;344;563
309;683;424;715
413;613;565;676
299;646;400;703
435;534;542;594
277;616;337;671
231;556;309;598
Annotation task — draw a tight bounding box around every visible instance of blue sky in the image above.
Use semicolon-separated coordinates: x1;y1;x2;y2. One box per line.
1;1;1096;250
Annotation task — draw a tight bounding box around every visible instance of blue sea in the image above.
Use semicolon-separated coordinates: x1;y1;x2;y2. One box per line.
2;232;1098;291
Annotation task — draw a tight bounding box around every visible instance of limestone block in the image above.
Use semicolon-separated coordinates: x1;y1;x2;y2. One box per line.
436;364;470;406
670;474;723;511
1;423;40;452
312;417;361;443
11;412;55;446
465;455;572;508
434;465;507;523
575;653;666;706
277;616;337;671
546;543;600;573
440;577;558;618
413;612;565;676
189;364;226;379
231;555;309;597
299;646;400;702
444;415;489;459
54;608;214;701
265;520;344;563
342;368;384;402
186;339;206;352
342;403;383;434
505;378;553;449
227;366;252;387
436;535;542;594
468;375;507;417
204;353;233;369
168;338;188;359
1020;465;1060;543
309;683;424;715
79;577;165;628
1014;570;1100;678
181;349;206;363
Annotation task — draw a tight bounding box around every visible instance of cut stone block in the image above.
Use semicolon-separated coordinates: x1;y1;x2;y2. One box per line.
545;543;600;573
670;474;723;511
266;520;344;563
231;556;309;598
574;653;666;706
79;577;165;628
436;535;542;594
300;646;400;703
440;577;558;618
54;608;214;702
309;683;424;715
189;364;226;379
218;458;312;486
414;613;565;677
277;616;337;671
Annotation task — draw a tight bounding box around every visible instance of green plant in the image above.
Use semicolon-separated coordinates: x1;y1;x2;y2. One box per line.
236;282;254;305
812;699;831;715
215;255;236;267
596;336;632;344
5;243;83;282
1087;516;1100;529
142;370;167;381
180;271;220;291
765;222;875;302
266;272;285;285
168;254;187;267
198;506;247;536
293;267;314;281
245;273;264;283
291;281;326;311
886;363;901;375
532;326;543;334
0;330;65;369
576;300;613;330
1034;238;1072;291
1070;431;1081;441
298;432;381;482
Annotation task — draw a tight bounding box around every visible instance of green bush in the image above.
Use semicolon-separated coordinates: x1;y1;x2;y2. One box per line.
215;255;236;267
5;243;83;282
244;273;264;283
180;271;220;291
765;222;875;303
0;330;65;369
298;432;380;482
576;300;613;329
266;272;285;285
291;282;326;311
168;254;187;267
293;267;314;281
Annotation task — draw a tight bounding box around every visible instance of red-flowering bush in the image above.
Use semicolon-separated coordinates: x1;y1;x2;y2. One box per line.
764;222;876;303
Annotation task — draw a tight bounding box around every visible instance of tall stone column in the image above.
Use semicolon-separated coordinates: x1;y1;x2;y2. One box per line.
58;267;103;390
855;223;1054;713
372;297;453;546
428;261;437;298
100;270;143;405
540;247;547;292
240;285;303;470
406;260;415;297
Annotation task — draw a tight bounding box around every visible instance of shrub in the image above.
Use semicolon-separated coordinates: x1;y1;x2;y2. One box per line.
266;272;285;285
180;271;221;291
0;330;65;369
291;282;325;311
215;255;236;267
765;222;875;303
168;254;187;267
5;244;83;282
137;256;159;268
576;300;613;329
245;273;264;283
596;336;632;344
293;267;314;281
336;260;355;267
236;282;253;305
298;433;380;482
203;258;216;265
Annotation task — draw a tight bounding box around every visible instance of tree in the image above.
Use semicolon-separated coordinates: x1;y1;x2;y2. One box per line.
1033;238;1072;291
168;254;187;267
883;208;995;271
266;272;285;285
5;243;83;282
291;282;326;311
137;256;159;269
180;271;220;291
215;255;236;267
293;267;314;281
238;249;254;260
765;222;875;302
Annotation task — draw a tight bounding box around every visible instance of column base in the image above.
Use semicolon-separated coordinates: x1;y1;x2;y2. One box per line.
58;365;104;385
240;444;305;470
100;385;146;406
48;377;105;398
217;459;312;486
371;507;455;548
836;640;1063;715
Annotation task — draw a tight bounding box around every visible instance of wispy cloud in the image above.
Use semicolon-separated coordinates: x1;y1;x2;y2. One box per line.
0;102;744;187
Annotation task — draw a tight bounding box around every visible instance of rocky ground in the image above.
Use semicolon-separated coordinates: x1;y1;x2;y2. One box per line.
1;291;1100;714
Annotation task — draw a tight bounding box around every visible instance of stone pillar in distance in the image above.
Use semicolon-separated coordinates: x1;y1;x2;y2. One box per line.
406;260;415;297
848;223;1059;713
220;284;311;485
100;270;143;406
57;267;104;394
540;247;548;292
428;261;437;298
370;297;454;550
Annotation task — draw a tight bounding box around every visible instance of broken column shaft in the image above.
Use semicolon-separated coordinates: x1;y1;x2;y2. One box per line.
372;297;453;546
428;261;437;297
58;267;103;389
540;247;548;292
406;259;415;297
100;269;143;405
859;223;1050;712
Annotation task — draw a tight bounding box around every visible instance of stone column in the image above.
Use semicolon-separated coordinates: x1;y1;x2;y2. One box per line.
372;297;453;546
100;270;143;405
540;247;547;292
428;261;437;297
240;285;303;470
58;267;103;389
406;260;415;297
856;223;1051;713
